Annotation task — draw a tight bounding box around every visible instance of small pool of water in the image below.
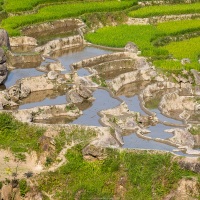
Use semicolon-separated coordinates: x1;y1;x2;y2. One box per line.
123;133;190;156
77;68;90;77
19;95;67;109
148;124;174;139
5;68;44;88
120;95;147;115
151;108;183;125
57;46;113;73
71;89;120;126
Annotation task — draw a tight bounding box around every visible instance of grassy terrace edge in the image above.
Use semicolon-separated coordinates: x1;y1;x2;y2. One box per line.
129;2;200;17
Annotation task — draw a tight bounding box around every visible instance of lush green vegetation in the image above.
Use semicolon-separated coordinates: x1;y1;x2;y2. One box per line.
0;112;45;155
85;25;166;57
19;179;29;197
162;36;200;60
85;22;200;70
38;146;199;199
189;125;200;135
4;0;133;13
129;2;200;17
156;19;200;36
1;1;135;36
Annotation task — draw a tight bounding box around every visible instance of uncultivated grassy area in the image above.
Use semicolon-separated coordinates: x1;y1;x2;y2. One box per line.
0;112;45;154
129;2;200;17
37;146;198;199
1;1;135;36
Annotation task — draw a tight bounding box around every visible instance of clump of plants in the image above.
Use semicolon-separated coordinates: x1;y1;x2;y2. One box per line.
92;75;107;87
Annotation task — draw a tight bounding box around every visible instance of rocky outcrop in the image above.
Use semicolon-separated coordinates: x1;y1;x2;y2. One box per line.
19;75;57;92
0;29;10;50
124;42;138;53
37;61;65;72
163;178;200;200
191;69;200;85
82;145;107;161
166;128;195;148
67;86;93;104
179;158;200;173
159;92;197;120
0;29;10;84
35;35;83;56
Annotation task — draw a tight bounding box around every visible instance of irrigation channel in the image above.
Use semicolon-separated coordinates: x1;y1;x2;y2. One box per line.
3;46;198;157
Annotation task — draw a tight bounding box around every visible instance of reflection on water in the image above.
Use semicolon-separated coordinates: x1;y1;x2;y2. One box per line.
19;95;67;109
5;68;43;88
123;133;190;156
71;89;120;126
148;124;174;139
57;46;113;73
151;108;183;125
120;95;147;115
77;68;90;76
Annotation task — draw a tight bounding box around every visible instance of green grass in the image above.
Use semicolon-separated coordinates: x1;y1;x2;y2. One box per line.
1;1;135;36
37;147;198;199
129;2;200;18
145;97;161;109
0;112;45;154
188;125;200;135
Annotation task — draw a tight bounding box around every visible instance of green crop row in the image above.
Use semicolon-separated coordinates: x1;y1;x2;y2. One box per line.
4;0;132;13
129;2;200;17
162;36;200;60
1;1;135;36
85;24;168;57
85;23;200;70
153;59;200;71
156;19;200;36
